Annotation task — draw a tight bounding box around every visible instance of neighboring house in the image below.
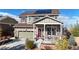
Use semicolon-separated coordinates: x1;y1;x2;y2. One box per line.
14;9;63;40
0;23;14;40
0;16;18;40
0;16;18;25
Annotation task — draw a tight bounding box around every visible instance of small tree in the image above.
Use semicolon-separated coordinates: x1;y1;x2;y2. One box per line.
70;23;79;37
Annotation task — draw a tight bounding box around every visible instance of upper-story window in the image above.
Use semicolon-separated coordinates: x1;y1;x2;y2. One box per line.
34;16;44;20
29;17;31;21
21;16;27;23
27;16;33;24
34;17;39;19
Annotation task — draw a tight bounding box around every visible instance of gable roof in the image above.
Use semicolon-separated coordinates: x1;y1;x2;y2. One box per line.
33;16;63;24
0;16;18;25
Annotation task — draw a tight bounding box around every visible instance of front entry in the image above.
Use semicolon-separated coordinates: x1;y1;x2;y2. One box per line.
37;29;41;37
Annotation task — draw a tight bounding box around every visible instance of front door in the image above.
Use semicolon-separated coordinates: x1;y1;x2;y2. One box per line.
37;29;41;37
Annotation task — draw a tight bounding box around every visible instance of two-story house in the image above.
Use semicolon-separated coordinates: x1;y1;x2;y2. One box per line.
14;9;63;41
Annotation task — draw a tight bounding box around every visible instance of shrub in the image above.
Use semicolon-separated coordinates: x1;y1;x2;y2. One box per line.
25;39;35;49
56;37;68;50
68;35;77;46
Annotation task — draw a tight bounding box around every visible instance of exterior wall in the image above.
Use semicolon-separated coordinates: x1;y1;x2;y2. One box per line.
27;16;43;24
27;16;31;24
15;28;27;32
14;28;26;37
14;28;33;39
20;17;27;23
21;14;58;24
14;28;33;32
21;15;57;24
14;28;27;37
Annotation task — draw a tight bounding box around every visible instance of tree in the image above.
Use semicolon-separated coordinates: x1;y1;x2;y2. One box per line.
70;23;79;37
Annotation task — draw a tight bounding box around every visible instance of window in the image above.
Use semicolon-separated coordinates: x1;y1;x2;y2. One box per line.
47;27;51;35
46;27;56;35
52;28;56;35
29;17;31;21
35;17;39;19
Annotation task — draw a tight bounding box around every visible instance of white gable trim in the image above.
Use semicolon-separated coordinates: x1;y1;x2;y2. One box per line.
33;16;63;24
34;17;62;25
35;23;61;25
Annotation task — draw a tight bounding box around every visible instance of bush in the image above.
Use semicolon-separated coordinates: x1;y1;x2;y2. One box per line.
56;37;68;50
25;39;35;49
68;35;77;46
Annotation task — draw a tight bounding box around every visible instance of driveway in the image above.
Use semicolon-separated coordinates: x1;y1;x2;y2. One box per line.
0;39;25;50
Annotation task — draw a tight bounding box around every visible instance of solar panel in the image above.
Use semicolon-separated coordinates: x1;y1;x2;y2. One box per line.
35;9;52;14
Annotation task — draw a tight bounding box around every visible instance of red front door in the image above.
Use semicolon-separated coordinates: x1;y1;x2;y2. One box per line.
38;29;41;37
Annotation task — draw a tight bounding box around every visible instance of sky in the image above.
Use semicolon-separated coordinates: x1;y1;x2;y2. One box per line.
0;9;79;28
59;9;79;28
0;9;26;16
60;9;79;16
0;9;79;17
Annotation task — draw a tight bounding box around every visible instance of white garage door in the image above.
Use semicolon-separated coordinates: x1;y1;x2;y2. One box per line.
19;31;33;39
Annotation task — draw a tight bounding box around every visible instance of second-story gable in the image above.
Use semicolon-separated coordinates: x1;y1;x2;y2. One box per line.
19;9;59;24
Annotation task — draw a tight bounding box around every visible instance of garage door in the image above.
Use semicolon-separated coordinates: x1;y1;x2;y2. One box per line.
19;31;33;39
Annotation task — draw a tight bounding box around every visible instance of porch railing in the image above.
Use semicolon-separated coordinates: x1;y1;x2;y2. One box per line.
44;35;60;43
35;35;61;44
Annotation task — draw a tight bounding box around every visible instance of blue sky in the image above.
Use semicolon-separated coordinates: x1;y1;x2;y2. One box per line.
0;9;79;16
0;9;26;15
0;9;79;28
60;9;79;16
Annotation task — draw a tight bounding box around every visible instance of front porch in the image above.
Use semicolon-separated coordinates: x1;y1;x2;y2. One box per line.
33;16;63;44
33;24;63;42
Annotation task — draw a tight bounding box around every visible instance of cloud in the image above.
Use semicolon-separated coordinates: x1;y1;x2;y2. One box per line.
0;12;21;22
58;15;79;28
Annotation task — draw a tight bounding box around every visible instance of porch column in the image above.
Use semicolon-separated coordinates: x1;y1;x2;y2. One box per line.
44;24;45;40
33;24;35;40
60;24;63;39
51;25;52;36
